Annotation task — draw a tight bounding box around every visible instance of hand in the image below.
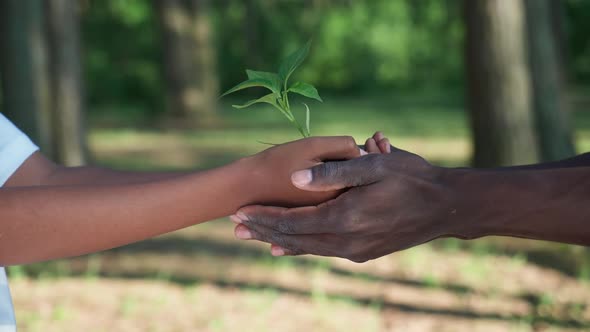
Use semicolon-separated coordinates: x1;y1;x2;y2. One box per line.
364;131;391;154
242;136;362;207
233;145;459;263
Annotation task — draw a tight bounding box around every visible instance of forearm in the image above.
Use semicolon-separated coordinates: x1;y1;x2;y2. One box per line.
0;158;253;265
498;152;590;170
44;165;188;186
446;166;590;245
5;152;188;188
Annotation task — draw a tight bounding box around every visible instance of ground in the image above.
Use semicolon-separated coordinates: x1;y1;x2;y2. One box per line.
8;92;590;331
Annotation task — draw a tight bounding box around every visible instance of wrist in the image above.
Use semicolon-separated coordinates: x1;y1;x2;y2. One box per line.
437;167;491;240
439;167;548;240
231;155;266;205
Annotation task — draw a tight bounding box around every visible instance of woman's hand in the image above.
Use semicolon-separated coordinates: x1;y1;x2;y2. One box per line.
364;131;392;154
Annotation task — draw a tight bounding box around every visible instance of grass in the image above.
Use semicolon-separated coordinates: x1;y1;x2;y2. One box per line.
8;92;590;331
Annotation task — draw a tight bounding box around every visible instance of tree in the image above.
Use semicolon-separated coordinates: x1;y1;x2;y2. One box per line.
0;0;87;166
45;0;88;166
0;0;52;153
153;0;218;125
464;0;539;167
243;0;261;68
525;0;575;161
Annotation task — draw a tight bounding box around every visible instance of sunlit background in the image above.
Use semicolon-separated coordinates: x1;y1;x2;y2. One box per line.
1;0;590;331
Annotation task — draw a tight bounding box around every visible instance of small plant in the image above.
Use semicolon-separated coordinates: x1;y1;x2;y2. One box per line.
220;40;322;138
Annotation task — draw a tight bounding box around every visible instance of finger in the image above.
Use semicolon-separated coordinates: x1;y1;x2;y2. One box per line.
234;223;254;240
292;155;383;191
242;224;338;257
378;138;391;153
373;131;384;142
365;138;379;153
235;204;334;235
307;136;361;161
235;223;318;257
270;244;306;256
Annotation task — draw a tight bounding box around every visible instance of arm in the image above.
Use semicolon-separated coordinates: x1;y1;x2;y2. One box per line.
444;164;590;244
494;152;590;170
233;148;590;262
5;152;187;188
0;136;360;265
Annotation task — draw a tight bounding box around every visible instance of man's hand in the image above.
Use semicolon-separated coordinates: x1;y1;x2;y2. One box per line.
232;146;459;263
234;144;590;262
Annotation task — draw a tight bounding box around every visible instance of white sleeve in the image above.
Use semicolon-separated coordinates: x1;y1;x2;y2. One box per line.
0;114;39;187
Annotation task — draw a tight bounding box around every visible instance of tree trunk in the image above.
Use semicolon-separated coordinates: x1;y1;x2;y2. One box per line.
243;0;261;68
464;0;539;167
525;0;575;161
0;0;53;153
45;0;88;166
153;0;218;125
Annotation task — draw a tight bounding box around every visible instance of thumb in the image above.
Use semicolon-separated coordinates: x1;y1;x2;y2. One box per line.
291;155;382;192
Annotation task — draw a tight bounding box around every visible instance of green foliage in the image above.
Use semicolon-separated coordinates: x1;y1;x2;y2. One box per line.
78;0;590;115
289;82;322;102
82;0;163;114
221;41;321;138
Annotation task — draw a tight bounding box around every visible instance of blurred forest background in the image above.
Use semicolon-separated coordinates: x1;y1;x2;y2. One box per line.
2;0;590;331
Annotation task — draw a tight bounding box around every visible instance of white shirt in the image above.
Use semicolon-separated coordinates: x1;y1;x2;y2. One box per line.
0;113;39;332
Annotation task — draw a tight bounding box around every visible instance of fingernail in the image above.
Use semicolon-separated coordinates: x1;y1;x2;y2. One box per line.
291;170;312;188
236;211;249;221
360;148;368;156
229;215;242;224
236;227;252;239
271;246;285;256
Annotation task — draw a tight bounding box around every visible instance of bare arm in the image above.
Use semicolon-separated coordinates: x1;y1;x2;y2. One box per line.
0;162;247;266
5;152;187;188
496;152;590;170
0;137;360;265
447;164;590;244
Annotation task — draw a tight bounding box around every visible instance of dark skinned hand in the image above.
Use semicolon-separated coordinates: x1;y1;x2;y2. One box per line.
231;142;459;263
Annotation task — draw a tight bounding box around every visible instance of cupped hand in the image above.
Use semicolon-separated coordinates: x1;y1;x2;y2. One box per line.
233;145;459;263
243;136;361;207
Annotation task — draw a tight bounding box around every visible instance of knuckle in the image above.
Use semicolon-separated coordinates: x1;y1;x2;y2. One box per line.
312;162;340;183
342;136;357;152
242;212;267;227
333;200;363;234
270;231;287;247
342;240;370;263
369;154;387;174
241;219;257;231
344;215;363;234
276;219;296;234
245;228;266;242
350;255;369;264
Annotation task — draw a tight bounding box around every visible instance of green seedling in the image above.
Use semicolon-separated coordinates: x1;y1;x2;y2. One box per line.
220;40;322;138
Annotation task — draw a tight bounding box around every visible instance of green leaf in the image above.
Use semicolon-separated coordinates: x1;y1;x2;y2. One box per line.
278;40;311;85
289;82;323;102
246;70;282;93
232;93;278;109
220;79;276;98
